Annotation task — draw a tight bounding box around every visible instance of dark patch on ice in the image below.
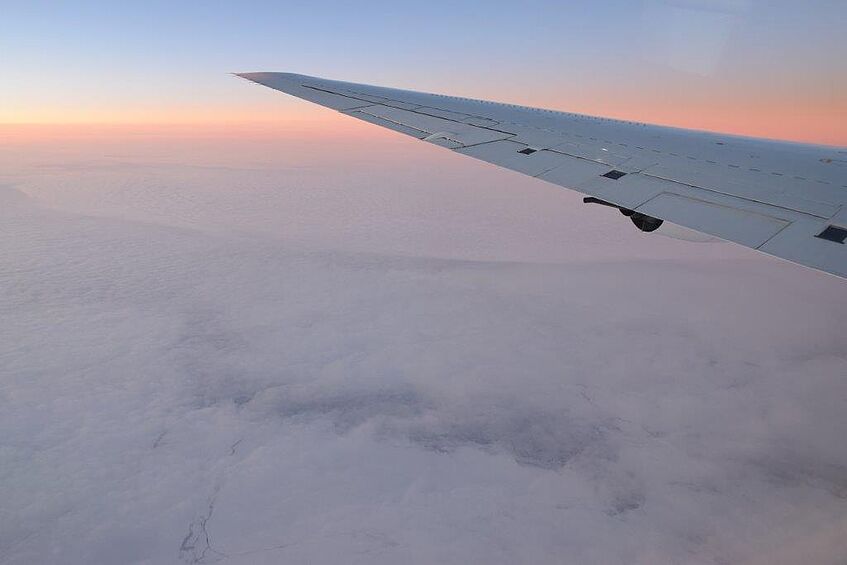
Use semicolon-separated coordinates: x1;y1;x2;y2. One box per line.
606;490;645;517
750;453;847;499
401;402;613;470
152;430;168;449
252;380;613;470
274;386;431;433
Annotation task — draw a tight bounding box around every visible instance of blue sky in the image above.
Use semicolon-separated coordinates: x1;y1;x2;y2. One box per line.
2;0;846;142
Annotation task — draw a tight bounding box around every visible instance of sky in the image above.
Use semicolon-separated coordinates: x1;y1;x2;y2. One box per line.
2;2;847;564
2;0;847;144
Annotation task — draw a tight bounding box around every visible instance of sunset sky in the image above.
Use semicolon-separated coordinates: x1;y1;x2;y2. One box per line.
3;0;846;144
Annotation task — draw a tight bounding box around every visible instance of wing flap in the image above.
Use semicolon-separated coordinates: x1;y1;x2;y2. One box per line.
638;193;790;248
644;162;841;219
759;219;847;278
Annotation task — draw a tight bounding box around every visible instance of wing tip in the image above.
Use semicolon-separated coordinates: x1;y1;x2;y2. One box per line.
232;72;264;83
233;72;306;82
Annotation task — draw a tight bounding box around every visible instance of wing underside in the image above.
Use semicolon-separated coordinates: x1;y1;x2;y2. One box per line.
237;72;847;279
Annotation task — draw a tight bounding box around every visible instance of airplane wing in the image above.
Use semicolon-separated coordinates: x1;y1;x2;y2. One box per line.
236;72;847;279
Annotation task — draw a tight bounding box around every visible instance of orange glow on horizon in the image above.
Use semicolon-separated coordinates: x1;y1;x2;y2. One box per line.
3;90;845;147
0;105;335;127
0;117;371;144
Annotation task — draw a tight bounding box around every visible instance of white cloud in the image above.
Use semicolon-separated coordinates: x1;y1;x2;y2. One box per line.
1;134;845;564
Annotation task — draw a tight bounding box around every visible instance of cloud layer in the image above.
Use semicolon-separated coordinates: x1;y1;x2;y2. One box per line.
1;132;846;564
